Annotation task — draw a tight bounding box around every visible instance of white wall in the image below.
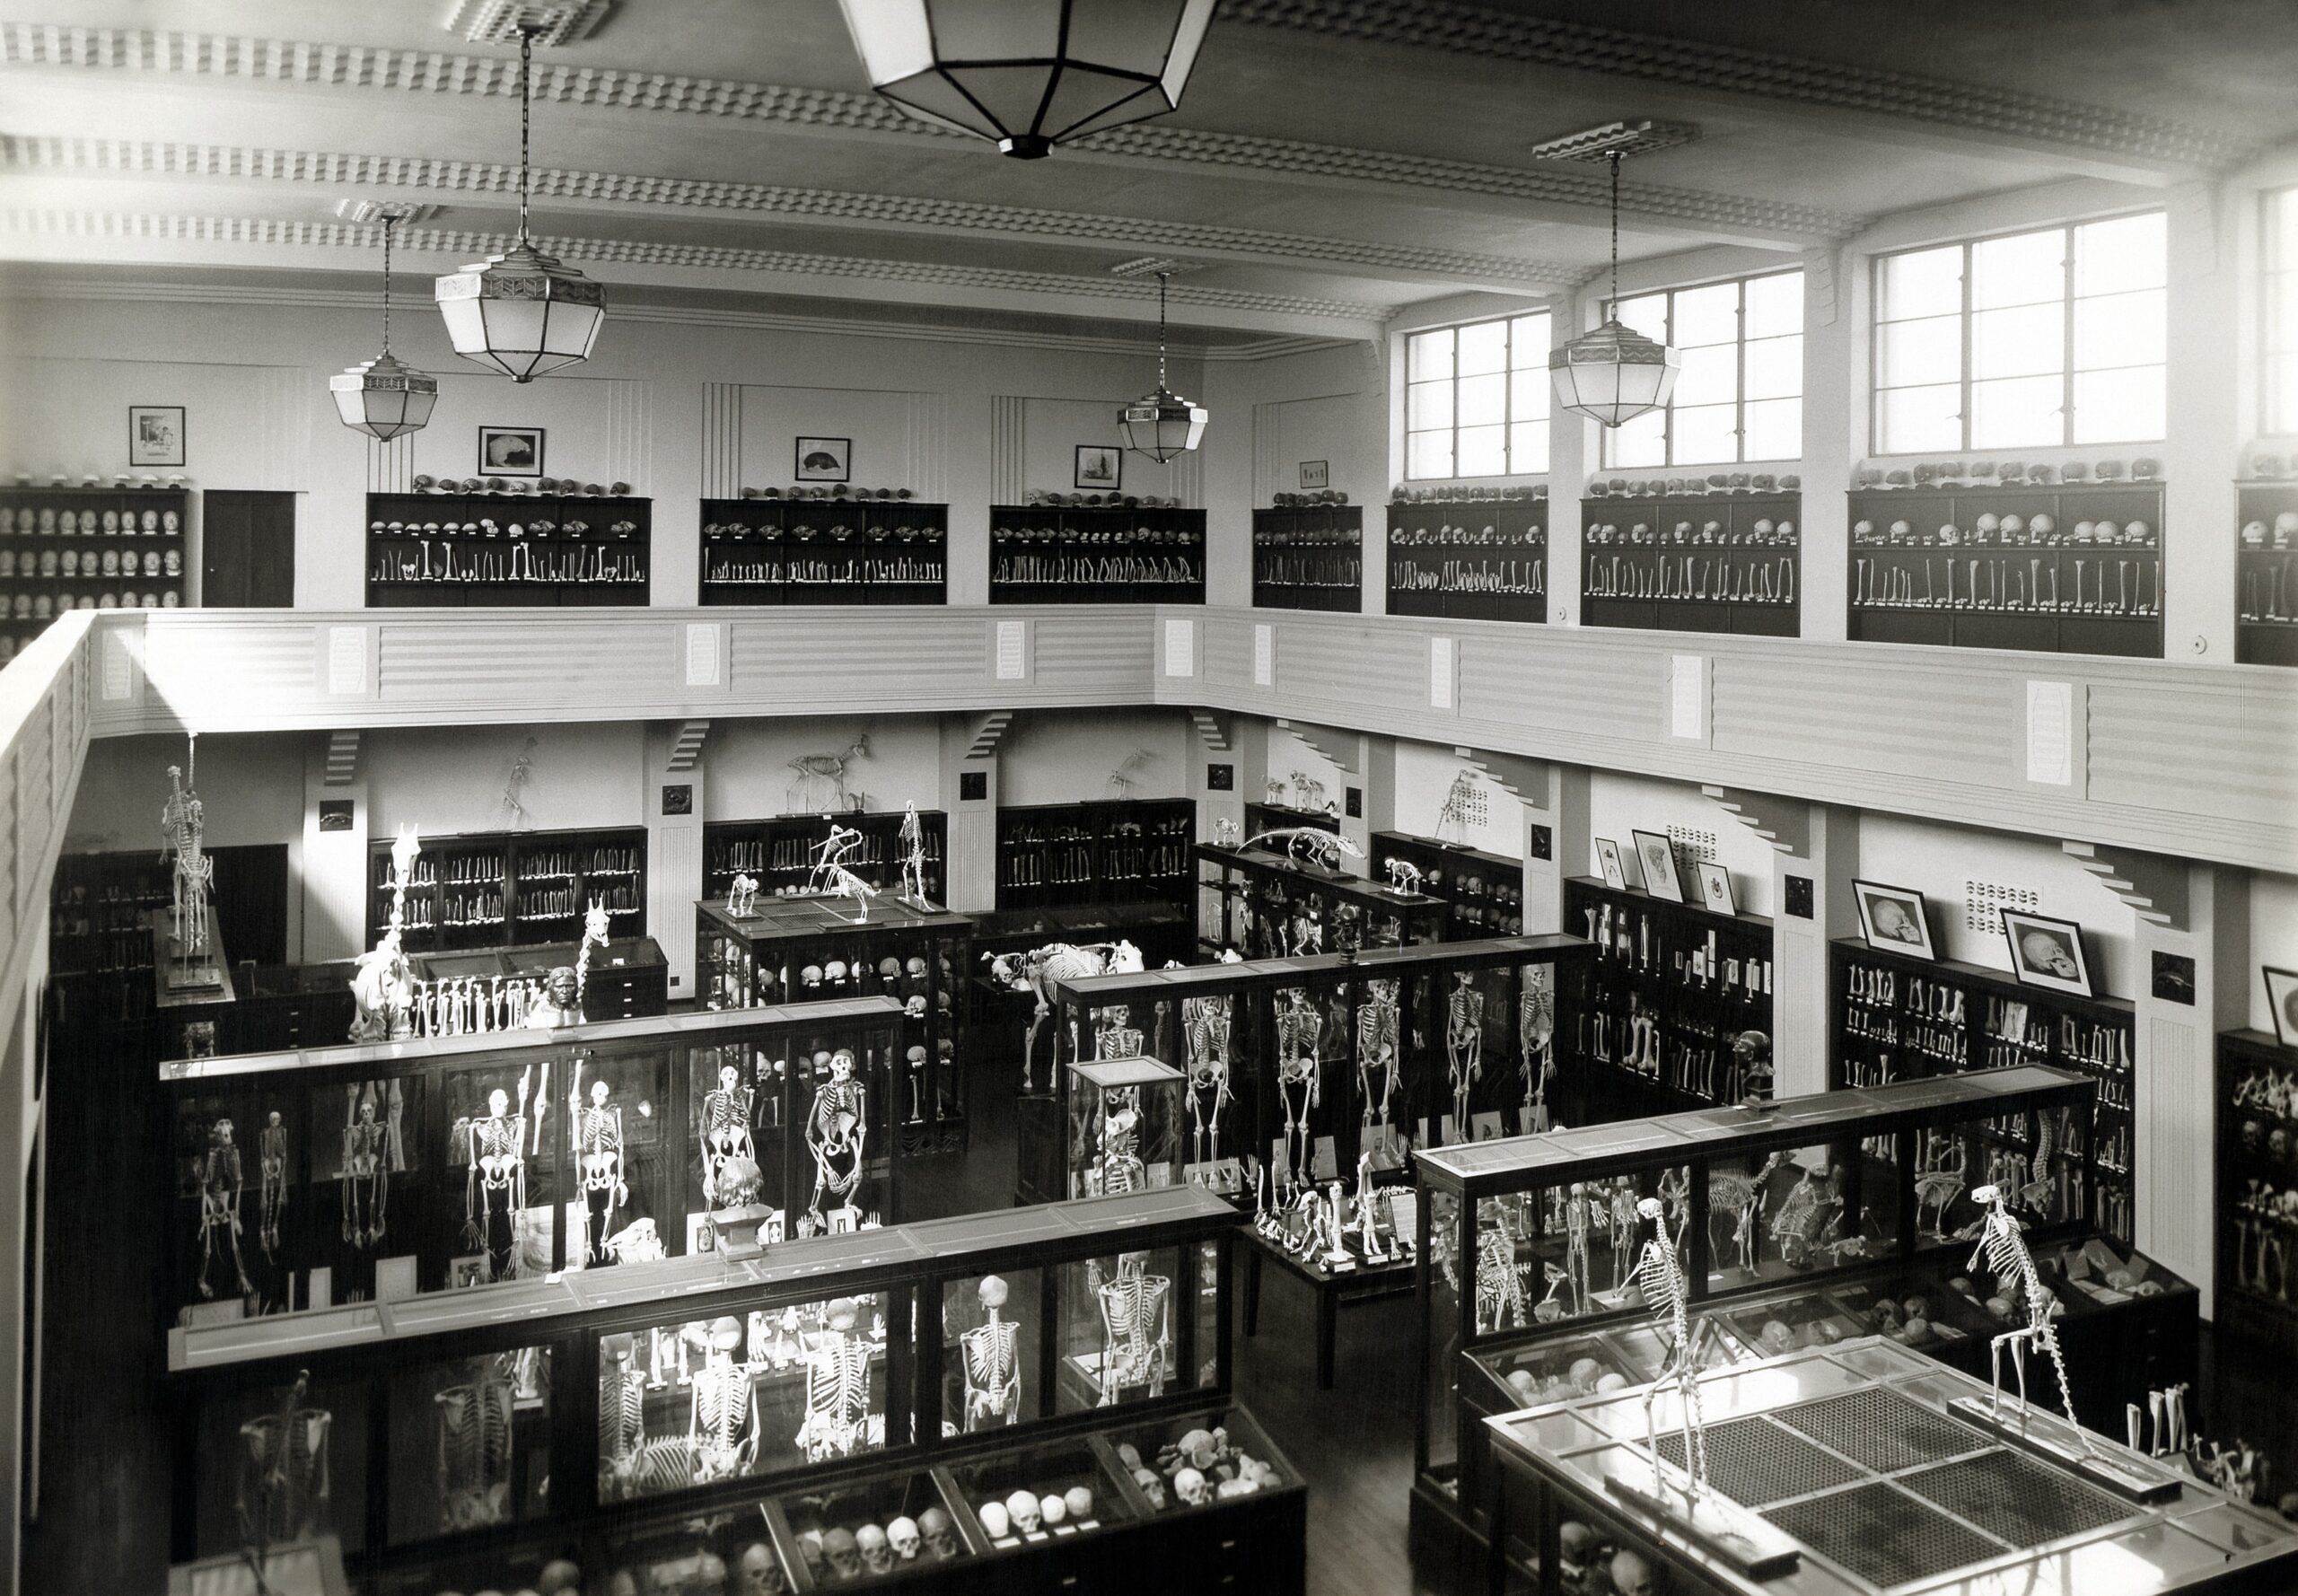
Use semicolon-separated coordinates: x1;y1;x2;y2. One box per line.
67;732;307;853
1588;770;1778;917
1395;740;1523;858
1263;724;1350;815
704;715;943;821
740;385;929;496
1020;397;1189;504
363;723;646;837
2250;872;2298;1035
996;708;1190;808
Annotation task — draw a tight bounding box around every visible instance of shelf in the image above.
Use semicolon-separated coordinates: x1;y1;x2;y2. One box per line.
1580;492;1799;636
365;491;652;608
1387;500;1548;624
698;498;947;606
704;810;947;906
1370;830;1524;939
368;827;647;953
1253;505;1363;613
2;487;193;641
996;798;1194;913
988;504;1206;605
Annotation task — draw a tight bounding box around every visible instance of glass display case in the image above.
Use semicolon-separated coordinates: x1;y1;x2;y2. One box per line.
696;894;972;1153
1195;839;1449;960
171;1185;1304;1595
1062;1057;1187;1199
160;1001;905;1322
1408;1065;2197;1580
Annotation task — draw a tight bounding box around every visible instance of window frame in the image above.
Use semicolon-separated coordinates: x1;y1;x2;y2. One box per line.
2264;186;2298;438
1600;266;1805;470
1869;208;2166;456
1401;309;1554;480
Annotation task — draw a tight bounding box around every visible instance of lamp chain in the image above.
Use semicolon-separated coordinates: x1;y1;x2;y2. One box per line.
517;26;535;243
380;214;394;354
1157;270;1170;390
1609;149;1620;314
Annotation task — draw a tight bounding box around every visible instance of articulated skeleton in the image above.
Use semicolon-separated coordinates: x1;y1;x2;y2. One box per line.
339;1091;393;1250
1241;827;1364;873
1094;1255;1171;1407
1094;1004;1144;1060
161;758;214;958
257;1111;287;1261
1611;1181;1644;1292
1286;902;1324;957
1384;857;1424;895
1915;1132;1968;1241
236;1371;329;1578
1562;1184;1593;1315
690;1317;761;1483
462;1080;529;1282
725;871;759;917
805;1049;867;1227
806;824;865;894
1475;1223;1529;1332
984;941;1144;1090
698;1060;757;1206
1183;993;1233;1170
1274;990;1323;1195
1967;1185;2093;1453
1709;1151;1789;1276
898;801;929;903
1447;973;1484;1143
1355;978;1402;1153
1630;1197;1715;1503
1767;1162;1845;1268
1093;1087;1146;1197
597;1337;647;1500
1520;965;1557;1135
197;1118;254;1301
434;1361;515;1532
960;1275;1022;1430
571;1067;627;1267
796;1300;877;1462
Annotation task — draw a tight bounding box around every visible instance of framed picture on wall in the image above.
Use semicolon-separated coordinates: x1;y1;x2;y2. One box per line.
1853;880;1936;960
2002;908;2093;997
794;436;851;482
1299;460;1329;490
1630;829;1685;902
1074;444;1121;491
1694;861;1736;917
2265;967;2298;1048
128;405;185;468
1594;837;1627;891
478;425;544;477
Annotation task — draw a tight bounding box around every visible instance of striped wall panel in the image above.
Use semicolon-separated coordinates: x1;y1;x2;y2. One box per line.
2090;682;2298;830
377;619;680;706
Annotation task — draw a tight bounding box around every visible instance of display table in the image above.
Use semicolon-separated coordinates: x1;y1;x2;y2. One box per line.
1483;1337;2298;1595
1241;1227;1417;1389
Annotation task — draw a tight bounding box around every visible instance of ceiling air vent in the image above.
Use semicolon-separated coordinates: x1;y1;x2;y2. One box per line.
1531;119;1699;162
443;0;614;48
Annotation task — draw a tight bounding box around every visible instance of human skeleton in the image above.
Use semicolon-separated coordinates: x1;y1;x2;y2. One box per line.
339;1090;393;1250
1274;989;1323;1195
236;1371;329;1585
1093;1087;1146;1197
435;1357;516;1530
960;1275;1022;1430
1094;1254;1171;1407
1355;978;1402;1153
462;1079;530;1281
1094;1004;1144;1060
597;1335;647;1500
805;1049;867;1228
898;800;929;903
1520;965;1556;1134
1967;1184;2094;1453
257;1111;287;1261
571;1066;627;1267
197;1117;254;1301
698;1059;757;1206
1476;1222;1530;1332
1629;1197;1715;1504
1447;973;1484;1144
796;1299;876;1462
161;755;214;958
1183;991;1233;1170
690;1316;762;1482
1563;1184;1594;1315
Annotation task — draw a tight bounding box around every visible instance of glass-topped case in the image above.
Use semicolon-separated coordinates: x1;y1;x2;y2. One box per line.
159;1001;904;1324
1195;840;1449;960
697;894;971;1153
1062;1057;1187;1199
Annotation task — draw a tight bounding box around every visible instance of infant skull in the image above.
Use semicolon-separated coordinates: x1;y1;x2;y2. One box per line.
1006;1489;1042;1534
1133;1467;1167;1508
736;1542;785;1596
1039;1493;1067;1527
917;1507;956;1559
977;1500;1010;1539
855;1523;892;1575
1174;1467;1212;1507
822;1528;860;1581
1064;1486;1093;1520
886;1516;920;1562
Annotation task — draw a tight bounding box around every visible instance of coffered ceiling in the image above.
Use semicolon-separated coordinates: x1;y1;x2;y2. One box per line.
0;0;2288;350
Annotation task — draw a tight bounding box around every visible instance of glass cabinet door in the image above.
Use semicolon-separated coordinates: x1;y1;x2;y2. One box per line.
190;1369;367;1560
442;1056;561;1285
385;1344;554;1545
942;1267;1044;1435
786;1015;895;1233
562;1044;670;1273
1053;1245;1184;1415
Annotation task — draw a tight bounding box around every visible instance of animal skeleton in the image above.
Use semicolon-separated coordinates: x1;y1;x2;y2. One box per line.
726;871;759;916
786;733;869;813
805;1049;867;1228
161;749;214;959
1289;769;1327;811
1916;1131;1968;1241
435;1361;515;1531
349;827;422;1042
1243;826;1364;873
1563;1184;1593;1315
257;1111;287;1261
462;1077;530;1282
1447;973;1484;1144
898;800;929;903
1355;978;1402;1149
1967;1184;2094;1455
1095;1255;1171;1407
1709;1151;1789;1276
1275;989;1323;1194
197;1117;254;1301
1520;964;1557;1134
1630;1197;1715;1503
796;1300;876;1462
498;736;536;828
983;941;1143;1090
1107;747;1157;799
236;1371;329;1592
698;1058;756;1205
1183;991;1233;1170
960;1275;1022;1430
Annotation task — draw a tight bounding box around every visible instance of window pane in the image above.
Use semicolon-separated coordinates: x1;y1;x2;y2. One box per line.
2271;352;2298;436
1672;403;1738;465
2271;189;2298;272
2074;212;2165;296
1971;303;2065;380
2272;274;2298;352
1508;420;1548;476
1607;408;1666;469
1509;313;1552;366
2074;288;2163;370
1458;320;1508;376
1457;425;1506;477
1408;380;1452;430
2072;366;2164;443
1742;398;1801;462
1970;374;2063;448
1743;335;1802;401
1510;370;1549;423
1408;329;1452;382
1879;315;1961;388
1877;383;1962;453
1673;343;1739;408
1972;229;2065;310
1743;272;1803;338
1407;430;1452;479
1458;372;1506;427
1881;246;1961;320
1673;283;1740;346
1617;292;1669;343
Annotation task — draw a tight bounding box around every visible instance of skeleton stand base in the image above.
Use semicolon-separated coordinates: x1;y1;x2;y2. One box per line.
152;907;235;1003
1945;1397;2182;1504
1605;1458;1802;1579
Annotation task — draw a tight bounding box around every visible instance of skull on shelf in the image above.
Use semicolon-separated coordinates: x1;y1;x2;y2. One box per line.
878;956;902;980
1039;1493;1067;1527
886;1516;921;1562
801;964;824;989
907;955;929;978
823;960;849;987
1133;1467;1167;1508
1609;1548;1659;1596
1174;1428;1219;1470
1174;1467;1213;1507
1006;1489;1042;1534
736;1543;785;1596
2243;1119;2265;1153
2275;1129;2292;1162
822;1529;861;1581
918;1507;957;1559
537;1562;583;1596
695;1551;729;1596
1557;1521;1598;1573
855;1523;892;1575
977;1500;1011;1539
1064;1486;1093;1520
906;995;927;1020
1118;1443;1143;1471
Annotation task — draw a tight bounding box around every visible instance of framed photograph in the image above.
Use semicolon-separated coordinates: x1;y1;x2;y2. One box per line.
1631;829;1685;903
1074;444;1121;491
2001;909;2093;997
1694;861;1736;917
1299;459;1329;490
2150;950;2196;1006
1595;837;1628;891
1852;880;1936;960
478;425;544;477
128;405;185;468
2267;968;2298;1048
794;435;851;483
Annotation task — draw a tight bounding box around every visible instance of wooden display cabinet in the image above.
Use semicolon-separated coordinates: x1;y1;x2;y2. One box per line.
698;496;947;606
2214;1028;2298;1475
1252;504;1362;611
995;799;1195;913
705;809;947;908
987;504;1206;604
0;484;189;655
364;489;651;607
1580;490;1800;636
2236;480;2298;665
1387;496;1548;624
366;826;646;954
1195;840;1447;960
1373;831;1526;940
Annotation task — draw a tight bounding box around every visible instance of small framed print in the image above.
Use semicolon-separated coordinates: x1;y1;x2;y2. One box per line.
1694;861;1736;918
660;783;694;817
794;435;851;482
2266;968;2298;1048
2002;908;2093;997
478;425;544;477
1299;459;1329;490
1595;837;1628;891
1206;762;1233;791
1853;880;1936;960
1631;829;1685;903
317;799;355;833
1074;444;1121;491
2150;950;2195;1006
128;405;185;468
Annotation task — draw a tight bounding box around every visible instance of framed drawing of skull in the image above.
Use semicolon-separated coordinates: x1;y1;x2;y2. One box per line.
1853;880;1936;960
2000;908;2092;997
2264;967;2298;1048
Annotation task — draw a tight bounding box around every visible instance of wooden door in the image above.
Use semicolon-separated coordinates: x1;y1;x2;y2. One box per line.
200;490;295;607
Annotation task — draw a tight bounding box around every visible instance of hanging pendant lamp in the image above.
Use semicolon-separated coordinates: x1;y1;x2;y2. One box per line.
332;213;439;442
1118;270;1207;461
1549;150;1678;428
838;0;1215;160
434;23;605;382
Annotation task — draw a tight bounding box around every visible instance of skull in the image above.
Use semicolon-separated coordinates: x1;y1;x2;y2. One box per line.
610;1574;640;1596
1117;1443;1143;1471
796;1532;824;1575
1609;1548;1658;1596
1133;1467;1167;1508
878;956;901;979
537;1562;583;1596
886;1516;921;1562
977;1499;1010;1538
2244;1119;2266;1153
802;964;824;989
1176;1428;1219;1470
1064;1486;1093;1521
906;995;927;1019
1566;1356;1603;1394
906;955;928;978
823;960;848;986
2275;1129;2292;1162
736;1543;785;1596
855;1523;892;1575
1006;1488;1042;1534
1557;1521;1596;1570
822;1528;860;1581
917;1507;957;1559
2018;930;2078;980
1039;1493;1066;1527
1174;1467;1212;1507
695;1552;728;1596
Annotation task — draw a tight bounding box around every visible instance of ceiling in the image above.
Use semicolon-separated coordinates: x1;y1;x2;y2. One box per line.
0;0;2286;350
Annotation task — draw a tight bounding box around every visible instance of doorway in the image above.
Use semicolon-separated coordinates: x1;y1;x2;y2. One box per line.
199;490;294;607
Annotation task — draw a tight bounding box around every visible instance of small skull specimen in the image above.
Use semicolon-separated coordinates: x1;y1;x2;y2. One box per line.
736;1542;785;1596
886;1516;920;1561
1063;1486;1093;1520
822;1528;861;1581
1174;1466;1212;1507
1133;1467;1167;1508
918;1506;957;1558
1006;1488;1042;1534
855;1523;892;1575
977;1500;1011;1539
1039;1493;1067;1527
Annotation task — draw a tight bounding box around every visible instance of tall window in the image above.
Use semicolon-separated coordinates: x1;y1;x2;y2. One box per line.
1405;311;1552;478
1603;269;1803;469
1873;212;2164;454
2267;188;2298;434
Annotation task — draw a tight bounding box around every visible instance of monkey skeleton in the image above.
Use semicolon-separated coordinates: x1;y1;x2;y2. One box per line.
1967;1184;2094;1455
196;1118;253;1301
805;1052;867;1226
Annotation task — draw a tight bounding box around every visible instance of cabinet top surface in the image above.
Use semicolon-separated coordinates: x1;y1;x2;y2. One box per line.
697;895;974;937
1050;933;1587;1001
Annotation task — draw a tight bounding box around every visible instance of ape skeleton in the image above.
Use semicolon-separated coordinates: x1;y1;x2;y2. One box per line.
960;1274;1022;1430
197;1117;254;1301
1520;964;1557;1134
1447;972;1484;1144
1274;989;1323;1195
339;1091;392;1250
690;1315;762;1483
805;1049;867;1228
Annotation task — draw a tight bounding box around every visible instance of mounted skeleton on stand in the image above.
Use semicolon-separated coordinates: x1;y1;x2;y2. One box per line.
786;733;869;813
569;1059;627;1267
235;1369;329;1596
1093;1086;1145;1196
161;744;214;960
462;1074;531;1282
1356;978;1403;1163
898;800;930;904
984;940;1143;1090
697;1057;756;1207
1967;1183;2095;1452
1631;1197;1717;1506
1274;988;1322;1197
689;1315;761;1483
350;826;422;1043
1243;826;1364;874
808;825;877;923
197;1116;254;1301
339;1088;398;1250
434;1355;515;1530
1183;989;1233;1177
1520;965;1557;1134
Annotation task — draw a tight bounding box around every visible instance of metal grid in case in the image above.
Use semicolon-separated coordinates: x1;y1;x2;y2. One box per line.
1657;1416;1863;1506
1765;1480;2005;1587
1899;1450;2136;1547
1772;1386;1978;1474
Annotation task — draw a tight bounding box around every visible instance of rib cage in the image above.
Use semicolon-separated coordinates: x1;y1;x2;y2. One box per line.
434;1373;513;1532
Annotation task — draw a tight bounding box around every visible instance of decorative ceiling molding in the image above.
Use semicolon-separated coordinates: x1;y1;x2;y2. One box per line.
1222;0;2258;171
0;135;1588;291
0;211;1396;324
0;24;1863;240
443;0;613;49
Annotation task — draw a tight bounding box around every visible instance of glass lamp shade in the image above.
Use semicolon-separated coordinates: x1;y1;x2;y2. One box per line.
434;241;606;382
838;0;1215;158
1548;318;1680;427
1118;385;1208;462
329;351;439;442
